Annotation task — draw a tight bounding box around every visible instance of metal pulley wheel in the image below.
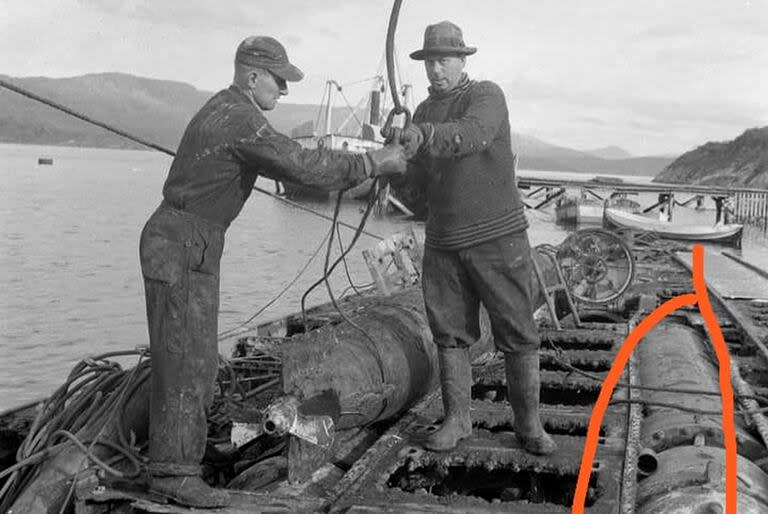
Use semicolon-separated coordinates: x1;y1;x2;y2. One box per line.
556;228;635;304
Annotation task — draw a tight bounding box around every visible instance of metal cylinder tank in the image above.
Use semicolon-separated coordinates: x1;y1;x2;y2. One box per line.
636;446;768;513
636;321;765;459
279;289;492;430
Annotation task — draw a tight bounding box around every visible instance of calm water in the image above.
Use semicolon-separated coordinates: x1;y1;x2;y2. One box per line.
1;143;767;411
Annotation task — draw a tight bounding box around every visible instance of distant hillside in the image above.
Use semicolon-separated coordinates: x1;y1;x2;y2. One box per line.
0;73;210;149
0;73;354;150
582;145;632;160
511;133;672;176
654;127;768;188
0;73;672;175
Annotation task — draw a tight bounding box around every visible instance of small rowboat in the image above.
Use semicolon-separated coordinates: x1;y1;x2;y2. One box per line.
603;207;744;247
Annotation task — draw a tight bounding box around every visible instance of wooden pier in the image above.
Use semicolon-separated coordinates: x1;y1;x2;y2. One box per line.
733;191;768;226
517;174;768;227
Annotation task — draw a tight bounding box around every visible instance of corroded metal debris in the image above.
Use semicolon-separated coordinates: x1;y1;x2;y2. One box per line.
5;232;768;513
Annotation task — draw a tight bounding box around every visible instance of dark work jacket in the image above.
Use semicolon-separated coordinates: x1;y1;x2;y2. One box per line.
162;85;369;229
409;75;527;250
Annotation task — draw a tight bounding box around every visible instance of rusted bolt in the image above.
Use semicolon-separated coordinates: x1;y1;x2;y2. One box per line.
397;446;423;460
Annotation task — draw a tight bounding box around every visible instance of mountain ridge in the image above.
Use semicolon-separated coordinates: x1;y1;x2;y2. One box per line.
582;145;632;160
653;127;768;188
0;73;673;176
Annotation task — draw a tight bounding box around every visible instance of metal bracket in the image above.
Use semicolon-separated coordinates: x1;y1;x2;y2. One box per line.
363;226;422;296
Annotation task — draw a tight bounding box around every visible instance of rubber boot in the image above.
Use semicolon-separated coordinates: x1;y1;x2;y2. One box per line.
422;346;473;451
505;352;557;455
149;475;229;509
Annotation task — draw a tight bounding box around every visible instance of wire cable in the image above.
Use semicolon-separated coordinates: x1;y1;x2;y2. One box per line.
0;79;384;241
0;78;175;157
314;83;329;137
300;181;379;321
543;340;768;402
252;185;382;239
217;230;332;340
0;351;148;512
336;87;364;130
336;223;365;295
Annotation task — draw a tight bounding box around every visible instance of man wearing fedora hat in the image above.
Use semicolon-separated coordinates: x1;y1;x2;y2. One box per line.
398;21;556;455
139;36;408;508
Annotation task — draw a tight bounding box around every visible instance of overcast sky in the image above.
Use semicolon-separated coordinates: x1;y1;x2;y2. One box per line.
2;0;766;155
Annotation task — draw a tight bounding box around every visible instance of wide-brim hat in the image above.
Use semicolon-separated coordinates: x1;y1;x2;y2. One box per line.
235;36;304;82
410;21;477;61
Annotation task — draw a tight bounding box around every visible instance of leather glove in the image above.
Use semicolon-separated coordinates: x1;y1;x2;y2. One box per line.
399;125;424;159
365;144;408;177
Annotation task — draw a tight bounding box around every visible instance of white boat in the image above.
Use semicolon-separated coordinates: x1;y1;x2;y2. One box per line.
603;207;744;246
556;195;641;225
284;78;397;201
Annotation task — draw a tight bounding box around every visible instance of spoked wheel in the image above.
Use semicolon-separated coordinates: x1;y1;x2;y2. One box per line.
556;228;635;304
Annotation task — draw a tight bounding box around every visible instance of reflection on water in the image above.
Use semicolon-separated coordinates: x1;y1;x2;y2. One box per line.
1;144;766;410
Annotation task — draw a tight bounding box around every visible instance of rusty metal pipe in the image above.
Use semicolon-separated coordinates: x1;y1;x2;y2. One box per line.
636;446;768;513
279;289;494;430
636;321;763;459
637;447;659;476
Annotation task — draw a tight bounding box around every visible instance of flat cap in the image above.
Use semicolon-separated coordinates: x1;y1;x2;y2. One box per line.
235;36;304;82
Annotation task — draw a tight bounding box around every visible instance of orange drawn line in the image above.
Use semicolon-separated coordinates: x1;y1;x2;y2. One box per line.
691;245;737;512
571;292;697;513
571;244;738;513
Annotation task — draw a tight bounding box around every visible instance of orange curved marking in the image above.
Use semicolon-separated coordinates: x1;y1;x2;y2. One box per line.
571;245;737;513
691;246;737;513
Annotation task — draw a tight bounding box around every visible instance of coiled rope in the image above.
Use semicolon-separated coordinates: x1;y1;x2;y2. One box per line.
0;351;149;512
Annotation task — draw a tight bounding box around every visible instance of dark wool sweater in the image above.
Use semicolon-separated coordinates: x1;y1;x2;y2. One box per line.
163;86;368;228
410;74;527;250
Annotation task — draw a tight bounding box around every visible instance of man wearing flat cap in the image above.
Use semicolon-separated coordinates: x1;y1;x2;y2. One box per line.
398;21;556;455
139;36;407;508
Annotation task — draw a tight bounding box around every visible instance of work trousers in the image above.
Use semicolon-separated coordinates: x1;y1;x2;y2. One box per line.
139;203;224;476
422;232;540;355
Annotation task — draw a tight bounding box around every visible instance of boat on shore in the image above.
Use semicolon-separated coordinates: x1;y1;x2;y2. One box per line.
603;207;744;246
556;194;641;225
555;196;603;225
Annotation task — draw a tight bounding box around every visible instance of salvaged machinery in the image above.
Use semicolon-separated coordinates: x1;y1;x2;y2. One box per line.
5;229;768;512
630;322;768;513
4;0;766;506
1;227;637;512
227;227;637;477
